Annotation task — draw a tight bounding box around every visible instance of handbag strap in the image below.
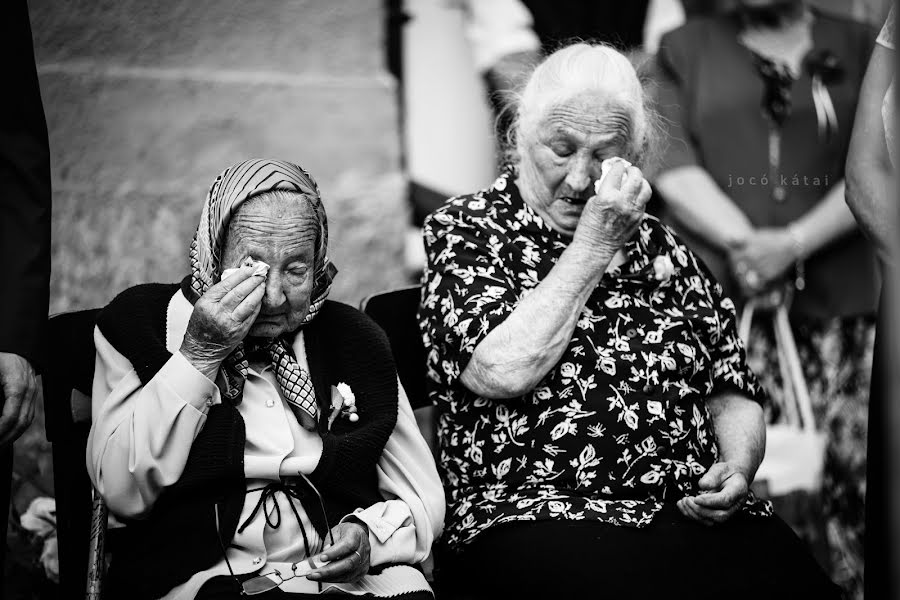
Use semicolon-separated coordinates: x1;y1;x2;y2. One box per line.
773;304;816;432
738;299;815;432
738;299;757;345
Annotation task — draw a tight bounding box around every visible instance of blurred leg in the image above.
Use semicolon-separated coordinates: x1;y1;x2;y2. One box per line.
0;445;12;591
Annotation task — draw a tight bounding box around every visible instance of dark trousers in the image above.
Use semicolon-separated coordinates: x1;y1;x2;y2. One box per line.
437;507;841;600
0;445;11;591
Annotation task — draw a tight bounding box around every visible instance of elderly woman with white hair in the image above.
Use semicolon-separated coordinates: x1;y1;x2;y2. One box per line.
87;159;444;599
419;44;838;598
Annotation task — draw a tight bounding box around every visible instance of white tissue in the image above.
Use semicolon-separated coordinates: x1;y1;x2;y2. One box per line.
595;157;633;195
221;256;270;281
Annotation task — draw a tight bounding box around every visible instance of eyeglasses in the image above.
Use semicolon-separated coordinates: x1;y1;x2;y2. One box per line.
241;558;319;596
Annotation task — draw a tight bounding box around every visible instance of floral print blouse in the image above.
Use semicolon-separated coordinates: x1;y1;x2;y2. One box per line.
419;171;773;551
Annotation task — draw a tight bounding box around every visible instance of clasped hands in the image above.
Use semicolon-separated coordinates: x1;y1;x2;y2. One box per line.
727;228;799;299
677;461;749;526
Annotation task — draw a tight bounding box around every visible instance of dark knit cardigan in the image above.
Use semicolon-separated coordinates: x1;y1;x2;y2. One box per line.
96;279;399;600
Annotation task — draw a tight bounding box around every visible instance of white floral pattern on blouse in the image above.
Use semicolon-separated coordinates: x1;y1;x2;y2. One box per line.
419;171;773;551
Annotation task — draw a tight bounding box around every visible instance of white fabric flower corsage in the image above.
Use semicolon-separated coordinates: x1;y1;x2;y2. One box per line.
328;382;359;428
20;497;59;583
653;255;675;282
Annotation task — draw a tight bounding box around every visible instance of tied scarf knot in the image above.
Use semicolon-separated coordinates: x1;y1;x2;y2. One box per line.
224;338;320;431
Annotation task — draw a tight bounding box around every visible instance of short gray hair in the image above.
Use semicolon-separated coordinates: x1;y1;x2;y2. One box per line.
504;43;660;169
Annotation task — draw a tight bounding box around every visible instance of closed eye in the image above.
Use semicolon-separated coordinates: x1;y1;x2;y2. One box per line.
550;143;574;157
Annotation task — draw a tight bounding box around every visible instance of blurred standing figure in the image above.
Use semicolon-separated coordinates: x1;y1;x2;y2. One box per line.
845;7;896;600
467;0;653;100
655;1;878;596
391;0;678;278
0;0;52;587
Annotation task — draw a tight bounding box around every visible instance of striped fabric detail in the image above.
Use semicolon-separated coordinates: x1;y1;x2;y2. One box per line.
188;159;336;429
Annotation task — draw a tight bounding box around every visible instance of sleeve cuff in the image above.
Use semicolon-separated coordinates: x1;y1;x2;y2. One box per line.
159;352;222;414
340;502;410;545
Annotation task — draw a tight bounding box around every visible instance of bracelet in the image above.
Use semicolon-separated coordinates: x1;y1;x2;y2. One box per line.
786;222;807;260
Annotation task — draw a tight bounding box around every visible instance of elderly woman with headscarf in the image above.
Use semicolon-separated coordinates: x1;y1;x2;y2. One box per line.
86;159;445;600
419;44;839;599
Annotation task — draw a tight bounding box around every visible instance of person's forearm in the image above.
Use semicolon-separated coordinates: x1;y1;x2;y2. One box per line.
656;166;755;251
461;240;614;399
847;161;897;266
846;43;897;267
707;393;765;482
789;181;858;259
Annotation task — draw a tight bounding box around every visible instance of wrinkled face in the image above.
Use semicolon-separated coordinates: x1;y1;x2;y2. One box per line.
518;92;634;237
221;197;318;338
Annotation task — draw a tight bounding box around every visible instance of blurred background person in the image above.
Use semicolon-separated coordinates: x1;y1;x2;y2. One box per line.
389;0;688;280
0;0;51;592
845;7;896;600
654;0;884;596
385;0;498;281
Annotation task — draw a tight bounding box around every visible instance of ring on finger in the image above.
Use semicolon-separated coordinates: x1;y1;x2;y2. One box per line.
352;550;362;563
744;270;760;289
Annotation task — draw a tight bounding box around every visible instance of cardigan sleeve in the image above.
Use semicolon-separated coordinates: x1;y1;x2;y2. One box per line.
86;325;221;518
340;379;445;567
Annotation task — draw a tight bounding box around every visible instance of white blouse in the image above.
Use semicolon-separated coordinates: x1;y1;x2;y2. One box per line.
877;7;895;167
86;290;445;599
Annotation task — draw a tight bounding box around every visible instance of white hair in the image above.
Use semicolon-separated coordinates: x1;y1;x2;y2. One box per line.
510;43;656;166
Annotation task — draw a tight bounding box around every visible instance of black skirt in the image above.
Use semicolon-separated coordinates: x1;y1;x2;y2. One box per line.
436;505;840;600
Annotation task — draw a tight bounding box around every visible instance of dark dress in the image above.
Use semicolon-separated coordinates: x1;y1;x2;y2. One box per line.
419;172;838;599
656;10;877;597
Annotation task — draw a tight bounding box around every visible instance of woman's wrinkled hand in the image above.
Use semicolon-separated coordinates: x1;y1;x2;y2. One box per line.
180;265;266;378
307;521;371;583
677;462;749;526
573;162;652;262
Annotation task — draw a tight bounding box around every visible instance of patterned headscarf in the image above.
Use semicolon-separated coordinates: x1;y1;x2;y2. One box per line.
188;159;337;420
189;158;336;317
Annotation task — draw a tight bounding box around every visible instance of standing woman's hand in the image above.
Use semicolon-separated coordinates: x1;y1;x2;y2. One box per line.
573;162;652;261
728;227;797;297
180;265;267;379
